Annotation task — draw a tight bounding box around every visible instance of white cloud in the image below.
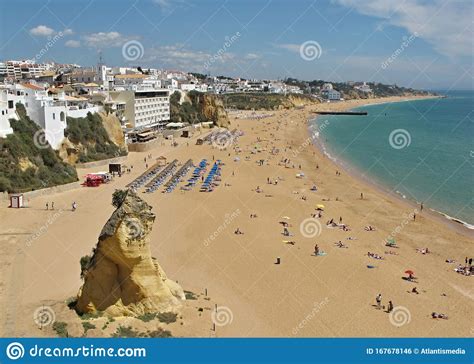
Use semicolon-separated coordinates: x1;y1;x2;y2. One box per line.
152;0;189;13
65;40;81;48
335;0;472;57
82;32;136;48
29;25;55;37
274;43;301;53
63;28;74;36
143;44;261;73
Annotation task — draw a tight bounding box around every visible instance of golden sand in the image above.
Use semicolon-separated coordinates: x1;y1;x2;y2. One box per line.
0;96;472;337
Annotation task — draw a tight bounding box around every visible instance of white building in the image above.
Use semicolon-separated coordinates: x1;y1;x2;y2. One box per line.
354;82;372;93
109;87;170;131
7;83;101;148
0;87;16;137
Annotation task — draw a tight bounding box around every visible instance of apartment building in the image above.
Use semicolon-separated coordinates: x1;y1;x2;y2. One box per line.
108;87;170;131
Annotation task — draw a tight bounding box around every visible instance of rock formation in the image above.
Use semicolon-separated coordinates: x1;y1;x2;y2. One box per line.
75;190;185;316
199;94;230;128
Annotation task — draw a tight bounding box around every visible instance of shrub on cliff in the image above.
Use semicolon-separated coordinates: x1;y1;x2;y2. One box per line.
0;104;78;193
64;112;127;163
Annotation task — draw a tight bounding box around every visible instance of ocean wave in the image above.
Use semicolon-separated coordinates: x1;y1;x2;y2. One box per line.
430;209;474;230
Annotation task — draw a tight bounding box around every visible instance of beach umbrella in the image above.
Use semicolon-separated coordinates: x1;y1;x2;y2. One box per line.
316;204;325;209
282;216;291;220
404;270;415;276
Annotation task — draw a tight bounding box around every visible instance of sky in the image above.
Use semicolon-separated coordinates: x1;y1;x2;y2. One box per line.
0;0;472;90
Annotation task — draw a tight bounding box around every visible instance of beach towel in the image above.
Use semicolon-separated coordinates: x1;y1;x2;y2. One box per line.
367;265;377;269
317;252;327;256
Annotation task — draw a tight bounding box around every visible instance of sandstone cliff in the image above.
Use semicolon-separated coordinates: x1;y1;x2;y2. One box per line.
75;190;185;316
170;91;231;128
199;93;230;128
59;112;127;165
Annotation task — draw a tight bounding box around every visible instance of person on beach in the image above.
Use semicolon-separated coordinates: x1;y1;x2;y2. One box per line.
387;301;393;313
412;287;419;294
339;216;343;224
420;202;424;212
314;244;319;256
376;294;382;309
51;202;54;210
72;202;77;212
413;213;416;221
45;202;49;210
360;192;364;200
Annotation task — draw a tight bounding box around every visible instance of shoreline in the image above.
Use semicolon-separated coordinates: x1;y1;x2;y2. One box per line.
306;96;473;237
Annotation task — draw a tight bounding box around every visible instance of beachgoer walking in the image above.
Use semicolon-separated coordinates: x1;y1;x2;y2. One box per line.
387;301;393;313
314;244;319;256
45;202;49;210
413;213;416;221
420;202;424;212
72;202;77;212
360;192;364;200
339;216;342;224
51;202;54;210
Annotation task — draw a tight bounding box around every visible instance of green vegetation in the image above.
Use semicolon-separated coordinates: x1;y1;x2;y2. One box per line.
137;311;177;324
112;326;141;338
221;93;284;110
221;93;313;110
82;322;96;334
80;311;102;320
0;104;78;193
64;112;126;163
184;290;198;300
113;326;172;338
52;321;68;337
284;78;433;99
170;91;208;125
79;255;92;279
112;189;128;208
137;312;157;323
157;312;178;324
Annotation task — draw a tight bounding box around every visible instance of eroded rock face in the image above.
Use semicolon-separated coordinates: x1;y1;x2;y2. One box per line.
75;190;185;316
200;94;230;128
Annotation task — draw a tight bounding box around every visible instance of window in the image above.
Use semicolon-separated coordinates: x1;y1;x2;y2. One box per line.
53;113;55;120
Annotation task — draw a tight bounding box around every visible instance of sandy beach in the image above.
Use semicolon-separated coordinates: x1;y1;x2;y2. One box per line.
1;95;472;338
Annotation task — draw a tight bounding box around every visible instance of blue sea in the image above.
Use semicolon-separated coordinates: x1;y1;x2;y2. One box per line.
311;91;474;228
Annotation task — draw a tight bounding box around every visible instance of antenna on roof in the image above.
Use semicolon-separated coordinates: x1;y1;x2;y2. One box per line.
98;50;104;69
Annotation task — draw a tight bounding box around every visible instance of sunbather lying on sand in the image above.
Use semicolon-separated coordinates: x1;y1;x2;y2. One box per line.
365;225;376;231
416;248;430;254
431;312;448;319
367;252;384;260
334;241;348;248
